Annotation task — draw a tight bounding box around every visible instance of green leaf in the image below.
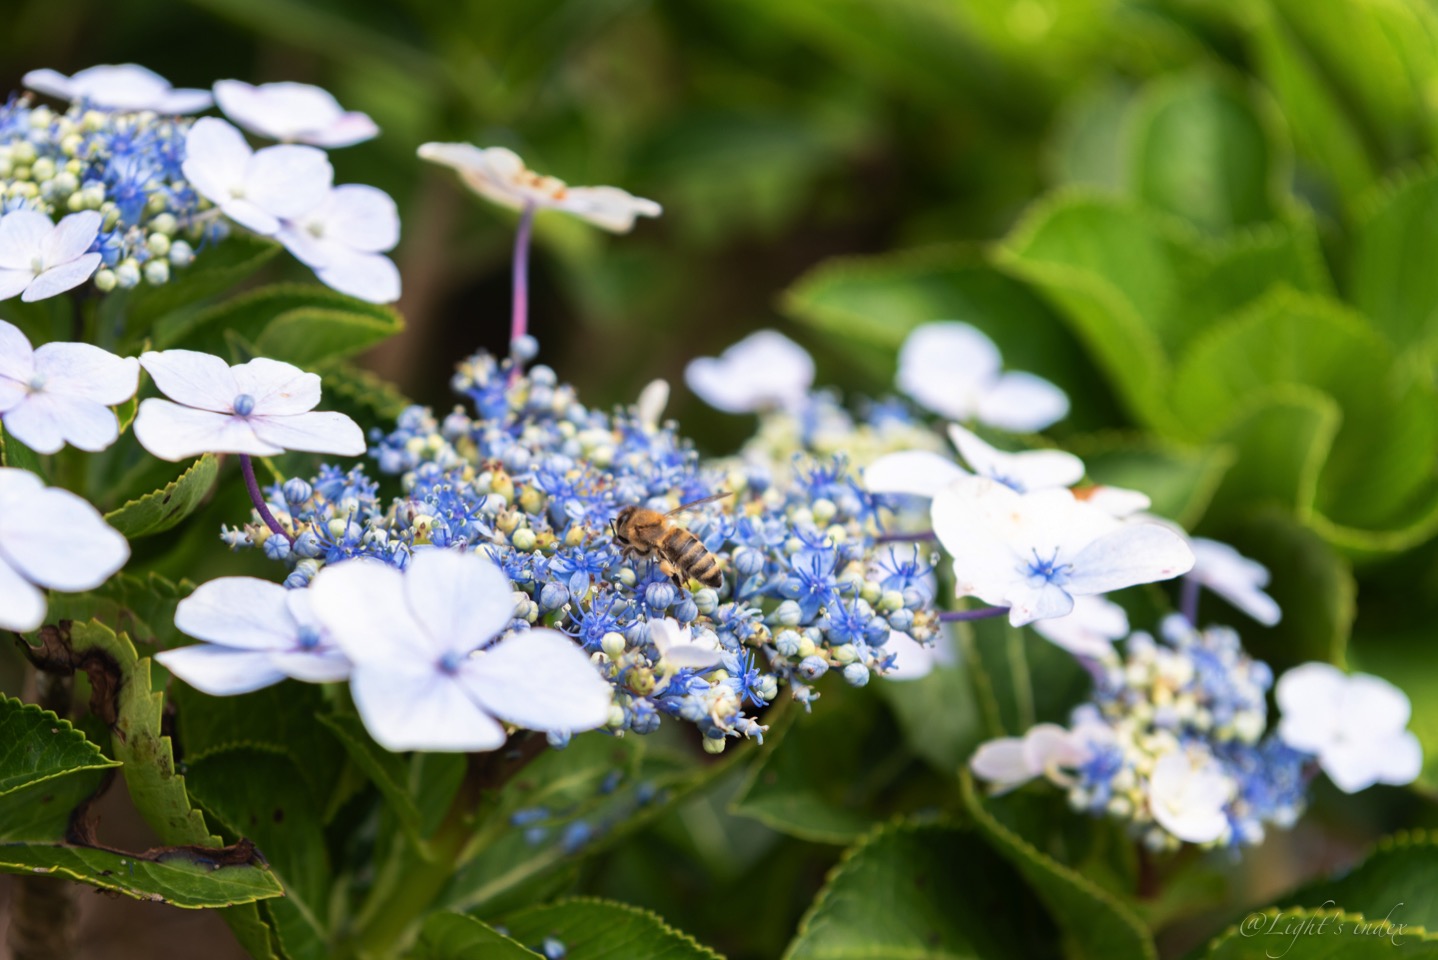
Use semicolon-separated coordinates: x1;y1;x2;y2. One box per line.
1067;433;1234;528
1347;163;1438;349
1047;78;1134;191
0;423;44;475
252;306;405;368
961;773;1156;960
186;748;333;958
124;234;281;340
1202;906;1438;958
1283;831;1438;929
0;843;288;909
876;657;986;775
152;284;402;366
103;454;220;539
317;712;432;843
411;912;542;959
965;617;1090;739
1126;69;1285;232
315;360;414;425
1350;623;1438;794
0;695;118;798
781;248;1123;430
501;897;723;960
784;820;1060;960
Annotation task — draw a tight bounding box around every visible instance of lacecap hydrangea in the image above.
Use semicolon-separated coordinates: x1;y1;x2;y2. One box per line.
227;350;942;749
0;94;212;290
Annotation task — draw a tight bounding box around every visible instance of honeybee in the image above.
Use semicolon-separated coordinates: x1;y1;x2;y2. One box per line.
611;492;732;591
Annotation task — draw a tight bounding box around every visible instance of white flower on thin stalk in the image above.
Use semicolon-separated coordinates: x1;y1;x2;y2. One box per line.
214;80;378;147
157;576;350;695
24;64;213;114
970;723;1089;794
685;330;815;414
417;143;661;232
649;617;724;671
1148;746;1234;844
307;550;613;752
276;184;401;304
1031;594;1129;660
865;422;1084;499
932;477;1194;627
897;321;1068;432
1188;538;1281;626
0;467;129;632
1276;662;1421;793
0;320;138;454
133;350;364;461
0;209;103;303
182;117;333;236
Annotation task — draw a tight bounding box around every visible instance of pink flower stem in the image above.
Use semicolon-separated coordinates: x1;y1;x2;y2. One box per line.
1180;575;1201;627
876;529;938;544
507;202;537;385
938;606;1010;623
240;454;293;544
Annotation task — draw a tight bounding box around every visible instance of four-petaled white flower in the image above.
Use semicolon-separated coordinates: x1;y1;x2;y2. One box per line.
897;322;1069;432
1276;662;1421;793
133;350;365;461
214;80;378;147
183;118;333;236
970;723;1089;794
1031;594;1129;659
684;330;814;414
866;422;1084;499
1188;538;1281;627
158;576;350;695
932;477;1194;626
0;210;103;303
1148;746;1233;844
0;321;138;454
649;617;724;671
275;184;401;304
24;64;213;114
308;550;613;752
0;467;129;631
417;143;661;233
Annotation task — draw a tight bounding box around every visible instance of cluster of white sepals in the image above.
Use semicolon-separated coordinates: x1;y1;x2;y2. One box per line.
685;322;1422;842
0;78;669;750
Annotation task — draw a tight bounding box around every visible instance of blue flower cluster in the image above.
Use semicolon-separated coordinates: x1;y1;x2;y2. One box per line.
0;95;216;290
1067;615;1311;849
232;352;941;748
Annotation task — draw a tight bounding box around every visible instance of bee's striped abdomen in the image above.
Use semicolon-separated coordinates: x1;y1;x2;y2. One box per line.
662;527;723;589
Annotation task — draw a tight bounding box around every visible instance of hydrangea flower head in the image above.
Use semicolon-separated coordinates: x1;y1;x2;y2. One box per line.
417;143;661;232
133;350;365;461
24;64;212;114
0;321;138;453
158;576;350;695
0;467;129;631
214;80;378;147
897;321;1068;432
308;550;613;752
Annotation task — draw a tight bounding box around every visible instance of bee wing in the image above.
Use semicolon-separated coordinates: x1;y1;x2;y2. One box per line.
666;491;733;517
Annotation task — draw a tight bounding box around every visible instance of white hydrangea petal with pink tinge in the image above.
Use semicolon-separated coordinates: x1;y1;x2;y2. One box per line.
897;322;1068;431
0;210;103;303
1276;662;1421;793
1189;538;1281;626
24;64;212;114
685;330;814;414
970;722;1089;793
0;320;138;454
864;450;966;499
650;617;724;670
158;577;351;696
1148;747;1234;844
0;467;129;632
183;118;333;236
307;551;612;752
214;80;378;147
133;350;364;461
418;143;661;233
1032;594;1129;659
931;477;1194;627
276;184;401;303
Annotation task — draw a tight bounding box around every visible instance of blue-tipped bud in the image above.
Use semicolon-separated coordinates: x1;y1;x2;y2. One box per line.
645;581;676;610
540;581;570;611
293;530;324;559
797;655;829;681
511;334;540;363
282;477;313;505
842;663;870;687
733;546;765;577
262;534;291;561
674;597;698;623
